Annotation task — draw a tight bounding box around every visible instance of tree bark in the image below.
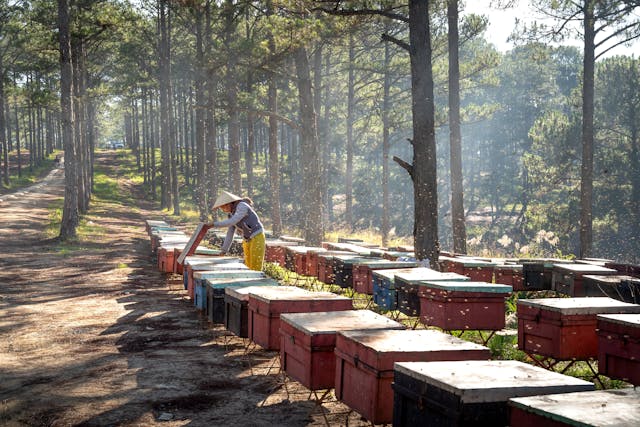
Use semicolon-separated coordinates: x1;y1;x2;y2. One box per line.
294;46;323;245
407;0;439;265
58;0;78;240
0;55;8;186
448;0;466;254
194;10;207;219
158;0;172;209
345;33;355;229
13;88;21;178
224;0;241;194
381;33;391;247
580;0;595;258
266;0;282;237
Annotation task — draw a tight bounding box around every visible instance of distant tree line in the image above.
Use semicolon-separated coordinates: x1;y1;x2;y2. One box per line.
0;0;638;263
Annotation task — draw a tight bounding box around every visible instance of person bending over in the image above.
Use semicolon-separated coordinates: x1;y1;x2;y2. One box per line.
210;190;265;271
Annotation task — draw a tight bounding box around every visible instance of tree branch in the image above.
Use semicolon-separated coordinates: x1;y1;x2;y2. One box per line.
312;4;409;23
381;33;410;52
393;156;414;179
595;21;640;56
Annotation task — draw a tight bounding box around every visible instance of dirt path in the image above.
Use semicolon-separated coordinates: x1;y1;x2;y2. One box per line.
0;152;367;427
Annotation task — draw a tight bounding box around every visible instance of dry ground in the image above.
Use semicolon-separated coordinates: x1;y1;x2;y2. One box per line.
0;152;370;427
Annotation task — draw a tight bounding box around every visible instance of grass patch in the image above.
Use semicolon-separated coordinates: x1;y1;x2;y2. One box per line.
323;229;412;248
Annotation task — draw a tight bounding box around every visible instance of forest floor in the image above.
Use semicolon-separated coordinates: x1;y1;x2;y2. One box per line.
0;151;370;427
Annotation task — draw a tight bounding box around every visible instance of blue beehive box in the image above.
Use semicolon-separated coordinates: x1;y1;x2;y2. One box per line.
193;269;265;310
373;268;418;310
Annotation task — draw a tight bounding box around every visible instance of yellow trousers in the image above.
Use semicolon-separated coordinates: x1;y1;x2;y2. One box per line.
242;232;265;271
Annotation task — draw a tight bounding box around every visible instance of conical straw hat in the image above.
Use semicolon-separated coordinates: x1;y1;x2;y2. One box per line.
212;190;242;209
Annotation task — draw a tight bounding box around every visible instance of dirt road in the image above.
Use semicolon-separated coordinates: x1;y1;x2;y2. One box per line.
0;152;365;426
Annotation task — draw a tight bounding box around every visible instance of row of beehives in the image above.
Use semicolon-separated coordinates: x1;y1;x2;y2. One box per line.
148;221;640;426
258;239;640;370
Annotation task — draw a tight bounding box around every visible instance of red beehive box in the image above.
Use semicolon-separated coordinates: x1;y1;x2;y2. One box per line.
248;289;352;351
284;246;324;276
157;243;184;273
494;264;524;291
265;240;298;266
173;247;184;275
351;260;419;295
517;297;640;360
175;223;211;264
395;269;469;317
597;313;640;385
279;310;405;391
334;329;491;425
418;281;512;331
307;250;350;280
509;388;640;427
443;257;496;282
317;253;338;284
551;263;617;296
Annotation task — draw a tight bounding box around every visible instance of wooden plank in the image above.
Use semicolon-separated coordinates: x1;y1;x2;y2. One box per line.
176;223;212;265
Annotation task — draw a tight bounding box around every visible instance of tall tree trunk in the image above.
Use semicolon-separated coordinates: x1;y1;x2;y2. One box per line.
166;6;179;215
381;35;391;247
28;94;33;171
134;98;141;170
266;0;282;237
141;93;149;185
246;74;255;198
400;0;439;266
5;89;12;153
183;89;190;185
580;0;595;258
323;53;333;223
224;0;241;194
448;0;466;254
87;100;95;194
158;0;172;209
13;90;21;178
313;44;327;227
345;34;355;229
630;125;640;230
58;0;78;240
0;57;8;186
72;39;87;215
245;10;255;199
37;104;43;163
167;11;179;215
46;108;54;155
194;10;207;219
151;91;158;198
205;1;218;217
294;46;323;245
